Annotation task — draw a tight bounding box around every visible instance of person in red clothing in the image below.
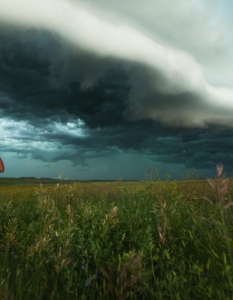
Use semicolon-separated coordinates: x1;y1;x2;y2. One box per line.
0;158;5;173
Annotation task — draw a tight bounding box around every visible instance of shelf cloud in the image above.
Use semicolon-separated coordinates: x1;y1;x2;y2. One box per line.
0;0;233;178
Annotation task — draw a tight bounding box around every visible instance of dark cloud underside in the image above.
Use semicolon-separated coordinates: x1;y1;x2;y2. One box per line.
0;29;233;174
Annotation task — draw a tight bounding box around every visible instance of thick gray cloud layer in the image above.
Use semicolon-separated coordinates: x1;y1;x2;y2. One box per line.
0;0;233;176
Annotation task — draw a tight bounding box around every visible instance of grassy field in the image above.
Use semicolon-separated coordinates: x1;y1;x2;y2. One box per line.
1;167;233;299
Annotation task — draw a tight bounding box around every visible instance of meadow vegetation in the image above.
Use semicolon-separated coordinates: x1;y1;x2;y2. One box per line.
0;165;233;299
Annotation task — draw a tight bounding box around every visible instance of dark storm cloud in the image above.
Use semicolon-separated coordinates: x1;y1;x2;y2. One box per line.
1;0;233;128
0;27;233;173
0;29;129;127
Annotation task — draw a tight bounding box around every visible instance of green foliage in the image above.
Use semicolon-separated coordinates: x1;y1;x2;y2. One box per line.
0;173;233;299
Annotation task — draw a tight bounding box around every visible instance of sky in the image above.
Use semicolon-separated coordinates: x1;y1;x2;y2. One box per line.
0;0;233;180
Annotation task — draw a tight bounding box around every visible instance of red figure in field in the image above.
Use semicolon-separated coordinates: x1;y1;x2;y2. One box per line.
0;158;4;173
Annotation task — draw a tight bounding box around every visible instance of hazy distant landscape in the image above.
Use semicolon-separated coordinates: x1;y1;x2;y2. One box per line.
0;177;144;187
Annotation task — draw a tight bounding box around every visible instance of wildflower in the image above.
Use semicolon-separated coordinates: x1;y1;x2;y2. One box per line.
92;274;98;280
11;247;17;254
218;273;224;280
202;272;208;278
66;262;72;269
85;278;91;287
194;230;201;241
81;259;86;269
208;221;213;227
57;219;63;224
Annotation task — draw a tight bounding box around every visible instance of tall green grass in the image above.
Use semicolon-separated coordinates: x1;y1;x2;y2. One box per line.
0;166;233;299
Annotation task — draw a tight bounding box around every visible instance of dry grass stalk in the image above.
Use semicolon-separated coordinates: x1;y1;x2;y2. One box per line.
158;221;167;245
102;206;119;229
100;250;145;299
0;283;14;300
204;164;233;210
